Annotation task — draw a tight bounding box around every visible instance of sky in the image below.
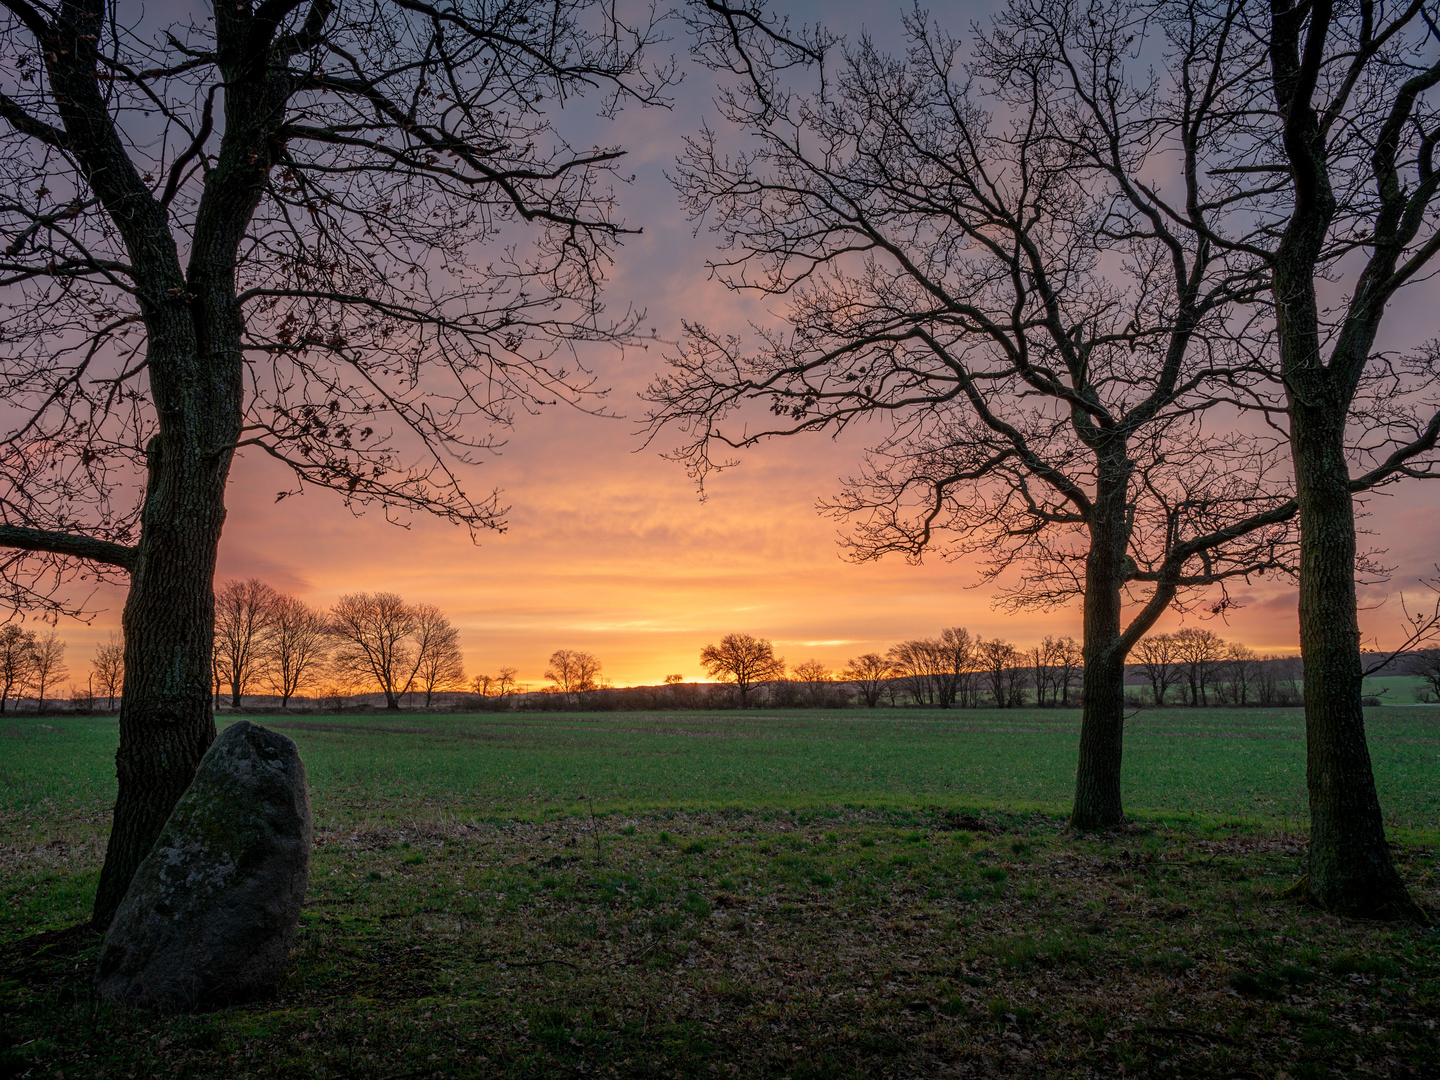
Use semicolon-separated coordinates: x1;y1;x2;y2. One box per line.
52;0;1440;689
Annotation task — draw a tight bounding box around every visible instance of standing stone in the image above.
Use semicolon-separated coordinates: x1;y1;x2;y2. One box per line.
96;720;311;1010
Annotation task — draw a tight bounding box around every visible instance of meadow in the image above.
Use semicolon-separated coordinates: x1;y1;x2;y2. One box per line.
3;706;1439;1078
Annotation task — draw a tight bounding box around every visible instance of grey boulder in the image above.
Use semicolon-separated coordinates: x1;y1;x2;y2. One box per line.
96;720;311;1010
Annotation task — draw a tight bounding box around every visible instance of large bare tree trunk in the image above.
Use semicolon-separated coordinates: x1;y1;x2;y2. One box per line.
90;108;250;924
91;310;241;926
1069;467;1131;830
1289;403;1422;920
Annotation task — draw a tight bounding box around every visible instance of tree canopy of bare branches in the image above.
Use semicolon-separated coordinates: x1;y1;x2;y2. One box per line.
413;605;465;706
213;578;282;707
545;648;602;695
0;624;35;712
329;591;420;710
262;594;329;707
90;632;123;709
29;630;66;710
0;0;672;925
842;653;891;709
1134;634;1184;707
699;632;785;704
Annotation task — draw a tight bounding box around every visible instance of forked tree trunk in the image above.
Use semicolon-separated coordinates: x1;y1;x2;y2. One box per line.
1289;401;1423;920
91;234;246;927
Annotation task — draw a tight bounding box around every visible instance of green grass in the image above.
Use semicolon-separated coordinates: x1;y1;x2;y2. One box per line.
2;707;1439;1079
6;706;1440;840
1364;674;1436;704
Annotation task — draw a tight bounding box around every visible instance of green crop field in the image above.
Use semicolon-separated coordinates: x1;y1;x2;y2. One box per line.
6;706;1439;848
3;707;1439;1079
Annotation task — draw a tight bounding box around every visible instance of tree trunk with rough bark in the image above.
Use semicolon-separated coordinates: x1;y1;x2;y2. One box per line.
91;347;241;925
1069;465;1132;830
1288;400;1423;920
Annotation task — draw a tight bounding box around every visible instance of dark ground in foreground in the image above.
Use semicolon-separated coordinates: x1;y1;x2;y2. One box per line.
3;808;1438;1079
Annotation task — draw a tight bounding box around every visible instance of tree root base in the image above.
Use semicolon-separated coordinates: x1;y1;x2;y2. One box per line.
1280;874;1431;926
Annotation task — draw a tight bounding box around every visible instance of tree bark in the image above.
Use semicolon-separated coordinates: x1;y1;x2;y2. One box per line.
92;345;238;925
1069;463;1132;830
1289;400;1423;920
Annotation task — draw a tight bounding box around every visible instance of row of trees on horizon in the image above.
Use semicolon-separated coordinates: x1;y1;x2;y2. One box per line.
14;599;1437;714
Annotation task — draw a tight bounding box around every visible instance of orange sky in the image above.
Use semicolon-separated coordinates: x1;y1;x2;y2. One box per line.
50;2;1440;691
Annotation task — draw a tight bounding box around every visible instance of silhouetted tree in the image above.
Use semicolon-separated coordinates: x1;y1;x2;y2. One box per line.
0;624;35;712
1219;643;1260;707
842;652;890;708
413;605;465;707
91;633;124;710
1411;650;1440;703
0;0;671;926
791;659;832;706
260;595;329;707
214;578;281;707
1173;628;1225;707
1252;0;1440;919
887;638;944;706
1134;634;1183;707
1030;635;1073;707
700;633;785;706
545;649;602;695
29;630;66;712
648;0;1303;831
977;638;1022;709
329;592;420;710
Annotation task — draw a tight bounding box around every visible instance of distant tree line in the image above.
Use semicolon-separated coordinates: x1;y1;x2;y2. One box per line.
11;609;1434;715
1131;630;1305;707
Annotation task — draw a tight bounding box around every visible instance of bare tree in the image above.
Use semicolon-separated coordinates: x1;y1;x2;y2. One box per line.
495;667;519;701
700;633;785;706
648;1;1305;830
471;669;519;699
790;659;832;707
1410;651;1440;703
1030;635;1072;708
1173;628;1225;707
0;623;35;712
214;578;281;708
91;632;124;710
29;630;66;712
842;653;891;709
977;638;1024;709
1246;0;1440;920
329;592;420;710
1219;643;1260;707
1134;634;1184;707
887;638;944;706
413;605;465;708
1053;636;1082;708
0;0;672;926
935;627;977;709
260;595;329;707
545;649;602;696
1030;641;1053;708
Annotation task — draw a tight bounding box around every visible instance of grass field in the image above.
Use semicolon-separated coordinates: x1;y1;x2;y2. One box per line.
3;707;1439;1079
